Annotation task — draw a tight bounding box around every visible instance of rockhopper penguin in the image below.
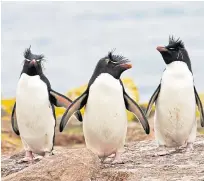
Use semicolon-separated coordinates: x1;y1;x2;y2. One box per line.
60;51;150;163
146;36;204;152
11;47;82;162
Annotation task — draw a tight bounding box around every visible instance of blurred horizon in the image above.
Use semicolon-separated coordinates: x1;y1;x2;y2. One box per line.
2;1;204;102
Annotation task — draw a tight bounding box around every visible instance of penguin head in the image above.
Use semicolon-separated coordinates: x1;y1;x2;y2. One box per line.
92;50;132;79
22;46;45;76
157;36;192;71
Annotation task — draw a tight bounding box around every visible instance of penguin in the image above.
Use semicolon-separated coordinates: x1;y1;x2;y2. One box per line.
59;51;150;163
11;46;82;162
146;36;204;152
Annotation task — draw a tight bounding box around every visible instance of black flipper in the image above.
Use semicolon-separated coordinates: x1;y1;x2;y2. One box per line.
74;110;83;122
145;84;161;117
11;102;20;135
59;89;89;132
123;91;150;134
194;87;204;127
40;74;72;109
119;80;150;134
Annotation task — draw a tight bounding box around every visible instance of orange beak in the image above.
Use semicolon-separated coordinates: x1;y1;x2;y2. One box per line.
30;59;36;65
120;63;132;69
156;46;168;52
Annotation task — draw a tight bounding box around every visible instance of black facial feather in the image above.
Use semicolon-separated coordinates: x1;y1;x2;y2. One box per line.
166;35;184;49
158;36;192;72
88;50;131;85
22;47;46;76
24;46;31;59
37;54;45;60
108;50;129;63
24;46;45;61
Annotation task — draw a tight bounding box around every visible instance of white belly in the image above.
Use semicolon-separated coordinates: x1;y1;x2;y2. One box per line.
16;73;55;154
155;62;196;147
83;73;127;157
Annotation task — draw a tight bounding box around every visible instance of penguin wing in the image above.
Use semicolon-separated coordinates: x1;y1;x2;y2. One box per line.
50;89;83;122
119;79;149;134
11;102;20;135
59;89;89;132
145;84;161;117
40;74;72;108
50;89;72;108
40;73;82;122
123;91;150;134
194;87;204;127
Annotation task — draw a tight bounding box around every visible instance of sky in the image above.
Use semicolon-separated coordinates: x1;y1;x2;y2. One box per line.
1;1;204;102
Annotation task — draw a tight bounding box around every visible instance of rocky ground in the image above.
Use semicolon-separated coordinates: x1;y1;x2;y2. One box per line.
2;135;204;181
2;111;204;181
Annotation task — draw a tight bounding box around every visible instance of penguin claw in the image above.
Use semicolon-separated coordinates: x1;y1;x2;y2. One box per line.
17;151;34;163
34;155;43;160
44;152;53;158
186;143;194;152
111;159;124;164
111;151;124;164
107;153;116;158
17;157;34;164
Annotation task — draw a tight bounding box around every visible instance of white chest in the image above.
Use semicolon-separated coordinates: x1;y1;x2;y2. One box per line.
155;62;196;146
16;73;52;122
15;74;55;151
84;73;126;124
16;73;49;107
83;74;127;155
159;62;195;104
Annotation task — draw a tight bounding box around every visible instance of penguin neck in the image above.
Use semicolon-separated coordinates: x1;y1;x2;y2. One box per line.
166;59;192;73
88;73;123;100
166;61;192;75
89;72;120;87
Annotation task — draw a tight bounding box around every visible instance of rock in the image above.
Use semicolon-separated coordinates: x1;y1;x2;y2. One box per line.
97;135;204;181
1;152;29;177
2;148;100;181
2;136;204;181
